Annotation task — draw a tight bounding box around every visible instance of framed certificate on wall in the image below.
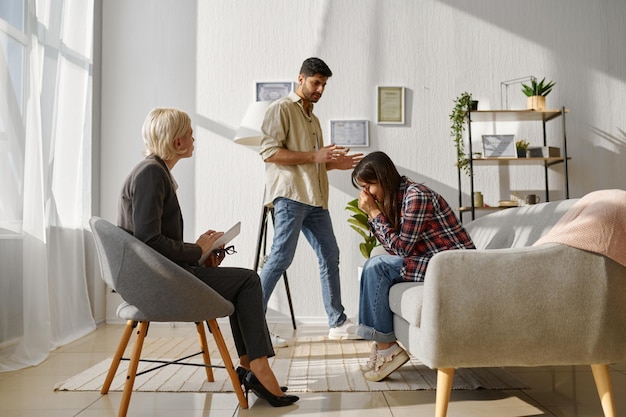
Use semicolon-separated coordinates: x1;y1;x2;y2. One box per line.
255;81;295;102
377;86;405;124
330;120;369;147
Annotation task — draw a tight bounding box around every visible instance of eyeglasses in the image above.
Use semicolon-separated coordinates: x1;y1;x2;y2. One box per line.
214;245;237;258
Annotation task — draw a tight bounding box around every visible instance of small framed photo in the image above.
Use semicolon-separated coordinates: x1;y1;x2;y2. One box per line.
255;81;295;102
377;86;405;124
481;134;517;158
330;120;369;147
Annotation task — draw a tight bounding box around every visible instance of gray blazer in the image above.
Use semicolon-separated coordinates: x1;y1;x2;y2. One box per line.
118;155;201;266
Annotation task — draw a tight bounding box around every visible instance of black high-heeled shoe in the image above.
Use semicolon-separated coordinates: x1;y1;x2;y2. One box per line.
236;366;248;385
236;366;287;392
243;370;299;407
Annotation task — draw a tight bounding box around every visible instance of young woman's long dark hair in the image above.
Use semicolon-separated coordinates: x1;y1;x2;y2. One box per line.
351;152;402;231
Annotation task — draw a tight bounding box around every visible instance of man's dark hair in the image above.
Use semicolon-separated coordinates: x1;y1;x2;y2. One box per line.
300;57;332;78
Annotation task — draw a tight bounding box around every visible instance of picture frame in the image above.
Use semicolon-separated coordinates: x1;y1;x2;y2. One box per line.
330;120;369;147
255;81;296;102
377;86;405;124
481;134;517;158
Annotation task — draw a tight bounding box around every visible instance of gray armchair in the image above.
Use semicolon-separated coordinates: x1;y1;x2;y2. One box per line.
89;217;248;417
386;199;626;417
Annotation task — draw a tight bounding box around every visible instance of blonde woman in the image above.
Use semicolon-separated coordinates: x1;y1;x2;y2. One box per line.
118;108;298;407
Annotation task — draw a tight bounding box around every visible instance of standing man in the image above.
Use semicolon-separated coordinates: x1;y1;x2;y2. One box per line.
259;57;363;347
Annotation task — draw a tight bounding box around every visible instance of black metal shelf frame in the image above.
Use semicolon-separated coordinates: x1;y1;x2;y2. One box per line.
457;107;569;221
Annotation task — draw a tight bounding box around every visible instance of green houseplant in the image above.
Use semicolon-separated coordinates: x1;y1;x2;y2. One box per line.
521;77;555;110
515;139;529;158
345;198;379;259
449;92;474;175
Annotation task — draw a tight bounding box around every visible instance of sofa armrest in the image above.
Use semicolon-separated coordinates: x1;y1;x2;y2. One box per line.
416;244;626;369
370;245;389;257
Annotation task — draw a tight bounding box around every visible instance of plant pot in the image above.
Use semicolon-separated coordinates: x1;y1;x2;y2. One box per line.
517;149;527;158
470;100;479;111
526;96;546;111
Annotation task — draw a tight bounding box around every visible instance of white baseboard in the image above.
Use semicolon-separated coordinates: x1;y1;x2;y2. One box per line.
265;315;328;326
106;288;332;327
105;315;332;327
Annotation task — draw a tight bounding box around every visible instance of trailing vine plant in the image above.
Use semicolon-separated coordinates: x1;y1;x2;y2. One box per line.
449;92;473;175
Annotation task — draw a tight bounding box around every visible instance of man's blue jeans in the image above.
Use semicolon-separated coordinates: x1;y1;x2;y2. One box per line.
357;254;404;343
260;198;347;328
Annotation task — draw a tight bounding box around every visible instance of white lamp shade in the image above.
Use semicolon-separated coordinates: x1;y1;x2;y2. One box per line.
233;101;271;146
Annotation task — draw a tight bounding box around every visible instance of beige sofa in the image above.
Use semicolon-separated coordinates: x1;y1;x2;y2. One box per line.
385;198;626;417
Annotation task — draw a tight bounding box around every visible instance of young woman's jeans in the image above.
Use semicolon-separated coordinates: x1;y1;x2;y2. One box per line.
357;254;404;343
260;198;347;328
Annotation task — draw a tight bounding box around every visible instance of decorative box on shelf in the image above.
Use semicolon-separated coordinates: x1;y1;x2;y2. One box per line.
526;146;560;158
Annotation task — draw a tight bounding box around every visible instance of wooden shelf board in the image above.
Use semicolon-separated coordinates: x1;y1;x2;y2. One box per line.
466;109;568;123
468;156;571;165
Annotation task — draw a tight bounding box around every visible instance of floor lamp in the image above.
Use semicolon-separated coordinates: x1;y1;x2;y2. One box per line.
234;101;297;330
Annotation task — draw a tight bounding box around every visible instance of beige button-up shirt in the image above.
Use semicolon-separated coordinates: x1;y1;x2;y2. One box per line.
259;92;329;209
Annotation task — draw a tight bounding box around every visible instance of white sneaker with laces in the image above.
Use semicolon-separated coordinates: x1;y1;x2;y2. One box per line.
364;344;409;382
328;319;361;340
270;332;288;348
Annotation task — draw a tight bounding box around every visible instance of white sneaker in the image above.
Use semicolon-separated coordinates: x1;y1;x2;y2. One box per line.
364;344;409;382
270;332;288;348
328;319;361;340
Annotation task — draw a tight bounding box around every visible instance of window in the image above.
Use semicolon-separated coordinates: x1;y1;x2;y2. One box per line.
0;0;26;234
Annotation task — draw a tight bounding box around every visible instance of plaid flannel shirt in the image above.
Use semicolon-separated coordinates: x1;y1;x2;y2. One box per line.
368;178;475;282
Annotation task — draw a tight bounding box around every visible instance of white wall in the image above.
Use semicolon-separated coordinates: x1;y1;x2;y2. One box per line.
100;0;626;324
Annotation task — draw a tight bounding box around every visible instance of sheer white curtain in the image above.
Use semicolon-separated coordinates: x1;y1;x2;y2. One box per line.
0;0;96;371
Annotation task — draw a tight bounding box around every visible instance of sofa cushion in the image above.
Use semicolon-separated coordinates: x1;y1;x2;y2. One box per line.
389;282;424;327
465;199;578;250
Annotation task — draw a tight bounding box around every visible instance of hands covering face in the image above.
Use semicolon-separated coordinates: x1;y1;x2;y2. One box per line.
358;189;381;218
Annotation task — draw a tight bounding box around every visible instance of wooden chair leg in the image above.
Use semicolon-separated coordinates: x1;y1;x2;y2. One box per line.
591;364;616;417
206;319;248;409
195;322;214;382
435;368;454;417
117;321;149;417
102;320;135;395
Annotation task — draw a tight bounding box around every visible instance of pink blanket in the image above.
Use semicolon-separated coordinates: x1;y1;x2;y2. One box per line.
533;189;626;267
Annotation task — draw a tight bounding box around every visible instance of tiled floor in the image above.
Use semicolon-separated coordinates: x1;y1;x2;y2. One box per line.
1;322;624;417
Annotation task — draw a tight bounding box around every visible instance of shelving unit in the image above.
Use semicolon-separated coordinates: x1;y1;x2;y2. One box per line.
458;107;570;222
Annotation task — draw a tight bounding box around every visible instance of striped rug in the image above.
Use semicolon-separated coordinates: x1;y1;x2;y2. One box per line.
54;334;527;392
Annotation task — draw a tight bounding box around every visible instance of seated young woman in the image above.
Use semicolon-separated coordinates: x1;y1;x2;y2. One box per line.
117;107;298;407
350;151;475;382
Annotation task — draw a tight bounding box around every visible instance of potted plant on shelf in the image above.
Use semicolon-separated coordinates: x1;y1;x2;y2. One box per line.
521;77;555;111
449;92;474;175
515;139;529;158
345;198;379;259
